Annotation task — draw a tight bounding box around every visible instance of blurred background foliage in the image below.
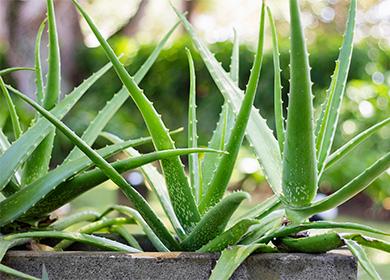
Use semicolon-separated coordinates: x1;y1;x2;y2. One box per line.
0;0;389;220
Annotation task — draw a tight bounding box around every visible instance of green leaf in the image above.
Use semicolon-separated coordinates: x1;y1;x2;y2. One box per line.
325;118;390;170
34;18;47;105
282;0;317;208
258;221;389;244
174;6;282;196
0;264;40;280
49;210;100;230
10;89;181;250
345;239;382;280
0;77;23;139
267;6;285;153
100;131;186;240
316;0;356;175
4;231;140;252
198;2;266;213
53;217;132;251
289;152;390;219
197;219;258;253
277;232;344;253
72;0;200;232
0;67;35;76
0;63;112;191
181;192;249;251
208;244;263;280
233;195;281;222
186;49;201;203
200;30;238;199
111;225;142;251
41;264;49;280
344;234;390;253
64;20;180;163
102;206;170;252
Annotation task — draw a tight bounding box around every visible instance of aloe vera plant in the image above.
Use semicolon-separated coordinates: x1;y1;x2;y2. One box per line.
1;0;389;279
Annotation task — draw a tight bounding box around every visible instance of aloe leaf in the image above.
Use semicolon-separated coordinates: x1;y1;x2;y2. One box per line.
277;232;344;253
325;118;390;170
197;219;258;253
0;77;23;139
345;239;382;280
0;67;35;76
234;195;281;222
23;0;61;186
0;129;22;189
344;234;390;253
102;205;170;252
4;231;140;252
111;225;142;251
11;90;180;250
35;18;47;105
198;2;266;213
54;217;132;251
0;63;112;191
267;7;285;153
72;0;200;232
0;136;157;225
0;264;39;280
181;192;249;251
316;0;356;174
208;244;263;280
185;49;201;203
289;152;390;219
200;30;238;199
101;131;186;240
282;0;317;208
64;20;180;163
41;264;49;280
174;6;282;196
258;221;389;244
49;210;101;230
240;210;284;245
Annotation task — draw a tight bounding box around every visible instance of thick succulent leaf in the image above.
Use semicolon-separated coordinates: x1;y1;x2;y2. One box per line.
208;244;263;280
0;136;163;225
282;0;317;208
54;217;132;251
0;264;39;280
234;195;281;222
111;225;142;251
200;30;238;199
199;2;266;213
0;63;112;191
72;0;200;232
197;219;258;253
101;131;186;240
174;7;282;196
49;210;100;230
240;210;284;245
288;152;390;220
23;0;61;186
267;7;285;153
316;0;357;174
186;49;201;203
345;239;382;280
0;77;22;139
259;221;389;244
344;234;390;253
181;192;249;251
325;118;390;170
4;231;140;252
64;20;180;162
10;90;180;250
277;232;344;253
41;264;49;280
102;206;170;252
0;129;22;190
0;67;34;76
35;18;47;105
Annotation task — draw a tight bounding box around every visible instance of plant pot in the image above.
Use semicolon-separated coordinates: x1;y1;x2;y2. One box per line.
1;249;356;280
